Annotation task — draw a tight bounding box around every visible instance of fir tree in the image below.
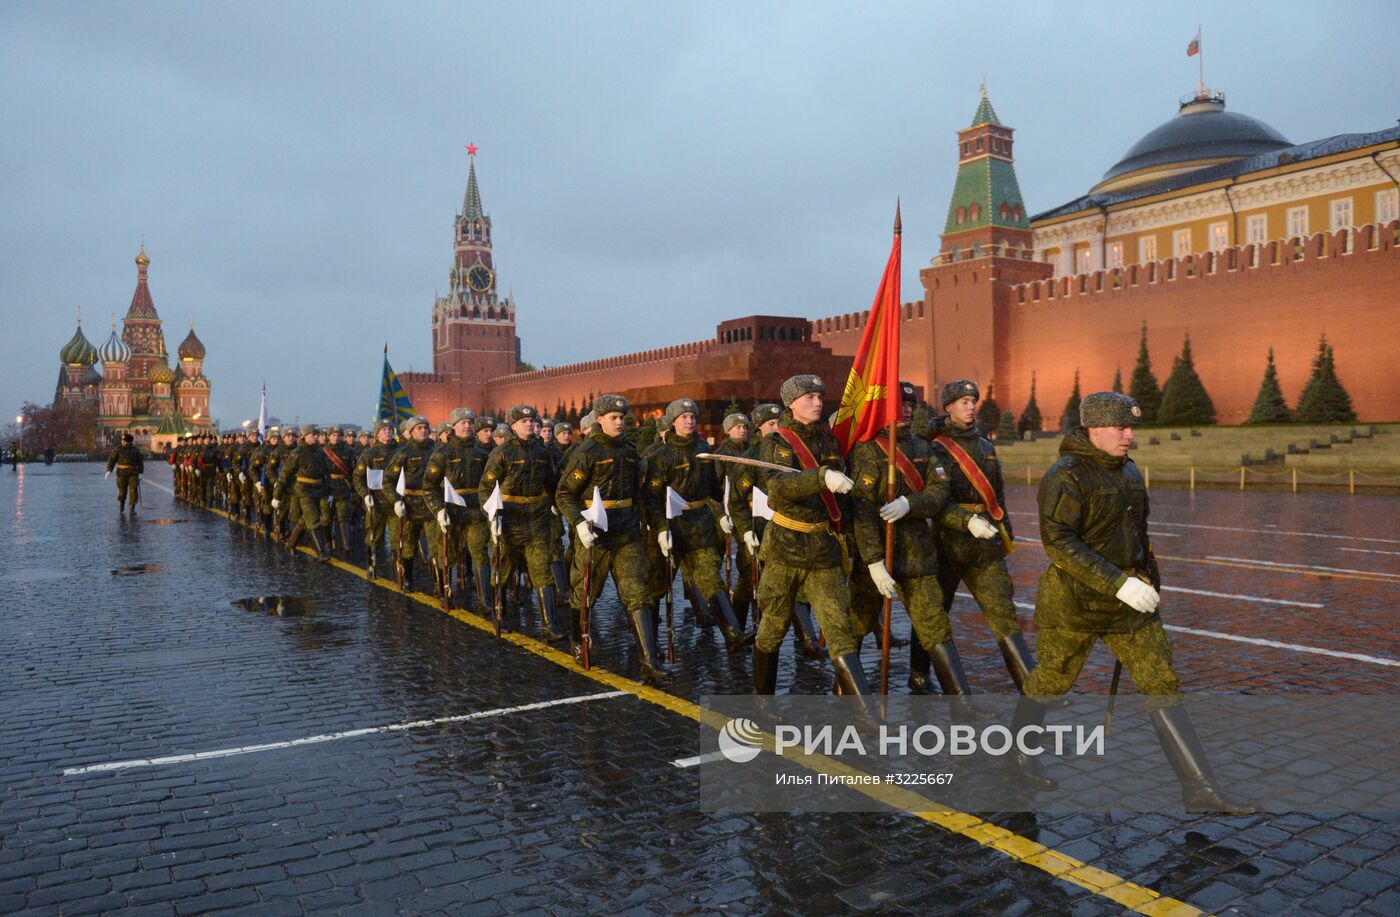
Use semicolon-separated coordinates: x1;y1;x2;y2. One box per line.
1295;336;1357;423
1246;348;1291;424
722;397;743;424
1017;371;1043;434
1128;321;1162;424
1157;334;1216;426
1112;366;1123;394
996;409;1017;440
976;382;1001;430
911;402;935;438
1061;369;1082;429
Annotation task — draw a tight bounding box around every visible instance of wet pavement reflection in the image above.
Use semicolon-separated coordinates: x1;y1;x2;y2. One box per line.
0;464;1396;914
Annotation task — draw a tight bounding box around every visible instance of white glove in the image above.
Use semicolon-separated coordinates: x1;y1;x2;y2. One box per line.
364;495;374;511
104;470;111;479
271;498;281;510
239;473;246;483
743;530;760;552
1115;576;1160;614
866;561;898;599
226;473;233;482
551;505;560;516
823;468;854;494
576;521;598;549
657;530;673;558
879;496;909;522
255;481;265;492
436;508;451;532
968;515;998;540
194;469;201;477
394;501;406;518
719;515;734;535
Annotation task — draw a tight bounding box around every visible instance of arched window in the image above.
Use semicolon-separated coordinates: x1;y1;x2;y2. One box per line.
969;204;980;222
1011;205;1021;221
976;138;983;152
956;207;966;225
999;202;1009;220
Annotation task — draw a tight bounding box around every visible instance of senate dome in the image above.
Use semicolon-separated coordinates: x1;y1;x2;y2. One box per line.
1092;89;1292;194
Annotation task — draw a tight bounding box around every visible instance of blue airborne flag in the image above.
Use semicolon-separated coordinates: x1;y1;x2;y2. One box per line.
377;345;417;431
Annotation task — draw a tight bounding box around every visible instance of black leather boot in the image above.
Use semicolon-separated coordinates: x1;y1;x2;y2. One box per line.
570;606;586;663
474;562;494;611
285;524;305;555
930;639;994;722
366;549;377;580
311;528;331;562
831;652;873;696
629;607;673;683
550;561;571;599
339;521;352;557
791;604;824;659
1008;697;1058;789
1151;706;1257;814
753;646;779;695
538;586;566;641
998;632;1036;692
907;633;934;694
709;592;755;653
687;580;715;627
732;599;751;632
402;557;415;591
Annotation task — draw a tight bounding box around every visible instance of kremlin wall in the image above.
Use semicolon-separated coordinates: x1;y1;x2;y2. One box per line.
405;85;1400;428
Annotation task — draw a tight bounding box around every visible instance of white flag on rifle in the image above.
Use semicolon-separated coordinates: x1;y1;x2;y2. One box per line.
751;486;773;521
396;469;406;496
365;468;384;491
582;486;609;532
664;486;689;521
443;477;467;507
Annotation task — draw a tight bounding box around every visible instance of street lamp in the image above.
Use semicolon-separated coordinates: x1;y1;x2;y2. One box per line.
15;416;23;455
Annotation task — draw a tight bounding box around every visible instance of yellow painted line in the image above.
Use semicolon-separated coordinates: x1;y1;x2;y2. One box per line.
147;476;1209;917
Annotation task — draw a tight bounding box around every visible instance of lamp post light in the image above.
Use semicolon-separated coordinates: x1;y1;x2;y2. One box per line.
15;415;23;455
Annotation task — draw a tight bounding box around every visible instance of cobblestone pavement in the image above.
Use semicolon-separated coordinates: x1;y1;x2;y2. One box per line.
2;463;1398;915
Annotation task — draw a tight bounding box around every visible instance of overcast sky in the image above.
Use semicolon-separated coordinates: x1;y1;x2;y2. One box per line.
4;1;1397;426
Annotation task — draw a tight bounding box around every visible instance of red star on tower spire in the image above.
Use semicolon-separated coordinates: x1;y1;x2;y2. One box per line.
465;143;479;157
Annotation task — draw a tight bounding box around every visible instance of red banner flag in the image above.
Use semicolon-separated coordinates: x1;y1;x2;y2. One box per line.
1186;31;1200;57
832;205;902;456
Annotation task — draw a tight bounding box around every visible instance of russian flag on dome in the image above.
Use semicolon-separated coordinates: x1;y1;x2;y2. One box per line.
1187;30;1201;57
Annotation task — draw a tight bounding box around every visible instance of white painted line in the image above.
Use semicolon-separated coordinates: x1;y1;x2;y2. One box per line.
62;691;629;776
1008;510;1400;545
1162;625;1400;668
1205;556;1400;579
1340;547;1400;557
1159;585;1323;609
673;750;728;768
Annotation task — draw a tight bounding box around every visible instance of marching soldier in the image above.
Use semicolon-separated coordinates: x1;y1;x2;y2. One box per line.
434;421;452;446
644;398;752;653
274;424;332;561
385;415;436;588
556;394;670;681
270;427;299;537
104;432;144;513
200;434;220;506
422;408;481;606
713;411;753;629
324;426;356;554
919;380;1032;694
251;426;278;535
352;421;396;578
238;431;260;525
477;405;565;639
1016;392;1253;814
850;382;982;699
463;416;497;607
747;375;871;696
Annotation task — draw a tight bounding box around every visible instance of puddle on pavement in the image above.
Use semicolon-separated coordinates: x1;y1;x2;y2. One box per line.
112;564;164;576
233;595;317;616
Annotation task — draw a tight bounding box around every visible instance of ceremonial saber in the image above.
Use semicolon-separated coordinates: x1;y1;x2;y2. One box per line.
580;544;594;669
697;453;799;474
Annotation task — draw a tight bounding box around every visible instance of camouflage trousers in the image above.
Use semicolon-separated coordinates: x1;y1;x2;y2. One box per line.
465;519;491;568
1023;619;1181;709
846;562;885;645
665;545;727;603
424;515;485;570
497;535;556;591
756;563;858;658
571;537;650;612
326;488;355;526
850;573;952;649
730;537;755;605
937;557;1020;639
295;489;328;530
388;517;426;560
364;501;392;552
115;474;140;508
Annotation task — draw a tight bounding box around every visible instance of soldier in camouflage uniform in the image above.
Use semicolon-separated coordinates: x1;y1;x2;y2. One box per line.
200;434;220;506
104;432;144;513
271;427;299;538
851;381;990;701
238;432;260;525
712;411;754;628
422;408;482;606
250;426;278;535
385;415;436;588
352;421;396;578
463;416;497;607
1016;392;1253;813
274;424;333;561
918;380;1030;694
477;405;565;639
323;426;357;554
556;394;671;681
746;375;871;696
644;398;752;653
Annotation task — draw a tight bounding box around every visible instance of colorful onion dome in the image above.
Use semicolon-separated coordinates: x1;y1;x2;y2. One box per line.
59;322;98;365
147;360;176;384
178;326;206;359
98;327;131;364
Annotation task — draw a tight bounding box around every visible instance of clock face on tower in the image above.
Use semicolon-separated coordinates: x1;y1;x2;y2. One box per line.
467;264;493;293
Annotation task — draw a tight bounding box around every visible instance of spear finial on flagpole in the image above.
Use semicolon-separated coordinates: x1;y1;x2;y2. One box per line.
894;198;902;236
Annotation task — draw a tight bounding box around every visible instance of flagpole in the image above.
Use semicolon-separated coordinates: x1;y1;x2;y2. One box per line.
1198;23;1204;89
880;201;902;698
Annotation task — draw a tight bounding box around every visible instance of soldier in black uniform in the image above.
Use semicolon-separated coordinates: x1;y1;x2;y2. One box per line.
105;433;144;513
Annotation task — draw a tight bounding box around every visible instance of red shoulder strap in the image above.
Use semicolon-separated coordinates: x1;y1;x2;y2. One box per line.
875;439;925;492
775;427;842;530
933;435;1003;521
323;446;351;477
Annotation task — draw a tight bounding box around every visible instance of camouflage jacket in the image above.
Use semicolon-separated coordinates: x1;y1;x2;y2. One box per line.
324;443;356;494
849;427;951;579
106;444;144;476
556;427;644;547
275;443;333;500
352;442;395;508
642;431;722;553
384;437;437;521
748;412;846;570
477;432;558;540
926;417;1012;568
1035;431;1159;634
423;434;483;516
